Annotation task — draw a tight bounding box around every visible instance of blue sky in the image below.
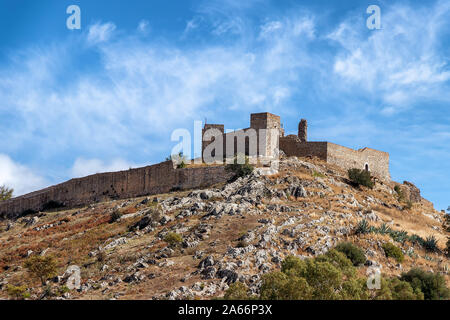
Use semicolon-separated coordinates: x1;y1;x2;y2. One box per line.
0;0;449;210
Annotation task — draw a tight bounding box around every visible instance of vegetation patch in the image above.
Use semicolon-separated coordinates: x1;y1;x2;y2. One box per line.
348;168;374;189
335;242;366;266
382;242;404;263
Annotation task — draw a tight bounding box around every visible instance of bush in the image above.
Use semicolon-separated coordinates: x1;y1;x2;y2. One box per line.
164;232;183;246
335;242;366;266
224;282;250;300
7;285;30;300
382;242;404;263
109;210;122;223
394;185;405;201
24;255;58;286
400;268;450;300
264;252;368;300
423;235;439;253
374;278;424;300
259;271;312;300
0;185;13;201
348;168;374;189
225;155;254;181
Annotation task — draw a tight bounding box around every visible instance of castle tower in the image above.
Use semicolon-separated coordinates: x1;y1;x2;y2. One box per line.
202;124;224;161
250;112;281;159
298;119;307;142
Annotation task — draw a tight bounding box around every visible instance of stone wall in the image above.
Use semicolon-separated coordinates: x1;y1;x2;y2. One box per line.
0;162;231;220
326;143;390;181
279;136;328;160
280;137;390;181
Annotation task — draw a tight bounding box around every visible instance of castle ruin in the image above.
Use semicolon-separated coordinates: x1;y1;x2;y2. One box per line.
202;112;391;181
0;112;391;219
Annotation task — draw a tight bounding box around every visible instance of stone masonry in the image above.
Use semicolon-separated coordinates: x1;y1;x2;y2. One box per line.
1;111;392;220
203;112;391;181
0;162;232;219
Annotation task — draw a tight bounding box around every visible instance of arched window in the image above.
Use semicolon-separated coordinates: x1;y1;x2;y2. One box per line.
365;163;369;172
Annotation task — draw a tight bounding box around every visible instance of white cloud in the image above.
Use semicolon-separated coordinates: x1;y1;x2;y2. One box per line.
330;2;450;111
0;154;47;196
71;158;145;178
87;22;116;44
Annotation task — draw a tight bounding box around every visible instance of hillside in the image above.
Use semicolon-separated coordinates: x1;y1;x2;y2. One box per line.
0;156;448;300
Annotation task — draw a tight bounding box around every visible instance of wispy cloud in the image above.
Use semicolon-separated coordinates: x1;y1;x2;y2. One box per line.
329;2;450;112
87;22;116;44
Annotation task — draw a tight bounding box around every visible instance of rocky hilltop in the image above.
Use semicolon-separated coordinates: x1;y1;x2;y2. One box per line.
0;156;448;300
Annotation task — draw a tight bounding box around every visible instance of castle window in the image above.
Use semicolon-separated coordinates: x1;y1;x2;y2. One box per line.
365;163;369;172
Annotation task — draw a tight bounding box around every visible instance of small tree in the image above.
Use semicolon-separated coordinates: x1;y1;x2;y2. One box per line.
24;255;58;286
225;154;254;182
0;185;13;201
348;168;374;189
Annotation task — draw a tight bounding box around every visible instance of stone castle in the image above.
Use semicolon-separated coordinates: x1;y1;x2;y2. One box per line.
201;112;390;181
0;112;390;219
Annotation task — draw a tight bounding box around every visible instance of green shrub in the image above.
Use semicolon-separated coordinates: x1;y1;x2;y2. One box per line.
164;232;183;246
394;185;406;202
374;278;424;300
224;282;250;300
268;252;368;300
109;210;122;223
400;268;450;300
225;155;254;181
423;235;439;253
24;255;58;286
7;285;30;300
382;242;404;263
348;168;374;189
335;242;366;266
259;271;312;300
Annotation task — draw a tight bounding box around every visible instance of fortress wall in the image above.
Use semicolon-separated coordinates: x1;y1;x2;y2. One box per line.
279;137;328;160
0;161;230;220
326;143;390;181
